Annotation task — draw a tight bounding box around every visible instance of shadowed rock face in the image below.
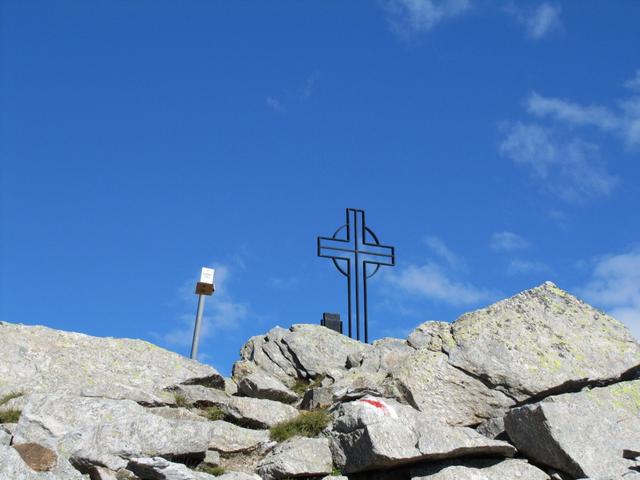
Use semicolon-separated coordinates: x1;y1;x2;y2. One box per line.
1;281;639;480
0;321;224;405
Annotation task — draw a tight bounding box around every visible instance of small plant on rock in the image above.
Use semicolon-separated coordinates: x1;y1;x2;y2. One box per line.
291;376;325;396
0;391;23;424
0;392;23;406
173;393;189;408
205;406;226;421
269;409;330;442
198;465;225;476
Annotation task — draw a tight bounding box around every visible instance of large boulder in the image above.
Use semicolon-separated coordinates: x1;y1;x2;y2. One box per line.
504;380;640;478
256;437;333;479
328;396;516;474
207;421;271;453
410;458;550;479
233;324;370;386
444;282;640;401
12;394;212;471
0;321;224;405
390;348;514;426
236;372;298;404
126;457;217;480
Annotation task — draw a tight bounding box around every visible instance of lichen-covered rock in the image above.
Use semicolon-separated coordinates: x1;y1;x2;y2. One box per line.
504;380;640;478
233;324;370;386
0;425;11;446
207;420;270;453
328;396;515;474
256;437;333;479
407;321;454;351
0;321;224;405
237;372;298;403
411;458;550;479
221;396;299;429
12;394;212;471
0;443;85;479
390;348;514;426
446;282;640;401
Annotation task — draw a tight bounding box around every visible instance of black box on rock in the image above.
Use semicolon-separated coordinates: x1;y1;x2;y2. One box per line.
321;312;343;334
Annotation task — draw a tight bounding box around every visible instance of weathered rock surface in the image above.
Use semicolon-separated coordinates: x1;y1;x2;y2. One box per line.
13;394;212;471
0;425;11;446
445;282;640;401
216;473;262;480
0;443;85;479
0;321;224;405
390;348;514;426
126;457;217;480
237;372;298;404
12;443;58;472
411;458;550;479
207;420;270;453
504;380;640;478
256;437;333;479
329;396;515;474
233;324;370;386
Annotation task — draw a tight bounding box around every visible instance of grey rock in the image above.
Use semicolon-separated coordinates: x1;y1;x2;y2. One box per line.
411;458;550;479
202;450;220;467
0;425;11;446
320;477;348;480
359;338;415;373
476;417;506;440
390;348;514;426
0;321;223;405
207;420;270;453
329;396;515;474
90;467;119;480
148;406;209;422
446;282;640;401
256;436;333;479
504;380;640;478
237;372;298;403
126;457;216;480
168;385;232;408
13;394;212;471
216;473;262;480
407;321;454;351
224;378;238;396
0;443;85;479
220;396;298;429
300;387;334;410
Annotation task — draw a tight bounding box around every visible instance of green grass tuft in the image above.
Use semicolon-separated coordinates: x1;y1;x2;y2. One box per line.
198;465;225;476
205;406;226;421
269;409;330;442
0;392;22;406
0;409;21;423
291;376;324;396
173;393;189;408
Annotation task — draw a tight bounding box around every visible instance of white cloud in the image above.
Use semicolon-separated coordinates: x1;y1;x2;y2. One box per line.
624;69;640;91
384;0;471;37
507;259;550;275
423;236;464;269
579;248;640;340
384;262;492;306
158;264;249;349
527;92;619;131
266;96;284;112
506;2;562;40
499;122;618;203
491;231;529;252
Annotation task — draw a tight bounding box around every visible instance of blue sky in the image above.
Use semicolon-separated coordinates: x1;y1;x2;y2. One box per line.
1;1;639;375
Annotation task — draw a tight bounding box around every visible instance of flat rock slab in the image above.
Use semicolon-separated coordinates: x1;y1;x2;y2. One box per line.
221;396;299;429
0;321;224;405
256;437;333;479
445;282;640;401
505;380;640;478
411;458;550;479
127;457;217;480
207;420;270;453
216;473;262;480
0;443;84;479
237;372;298;404
329;396;515;474
13;394;212;471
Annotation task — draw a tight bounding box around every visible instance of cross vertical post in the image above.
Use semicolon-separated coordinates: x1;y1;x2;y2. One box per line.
317;208;395;343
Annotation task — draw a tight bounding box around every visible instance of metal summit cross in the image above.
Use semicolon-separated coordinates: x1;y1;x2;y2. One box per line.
317;208;395;343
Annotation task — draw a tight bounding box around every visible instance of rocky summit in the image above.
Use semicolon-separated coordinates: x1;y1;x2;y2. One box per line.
1;282;639;480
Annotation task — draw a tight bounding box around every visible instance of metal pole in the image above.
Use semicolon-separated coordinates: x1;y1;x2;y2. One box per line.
190;294;206;360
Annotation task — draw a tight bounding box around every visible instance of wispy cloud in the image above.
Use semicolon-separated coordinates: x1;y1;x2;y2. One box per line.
490;231;529;252
423;235;465;269
499;122;618;203
384;0;471;38
383;237;492;306
624;70;640;91
507;259;550;275
578;248;640;340
506;2;562;40
156;264;249;349
266;96;284;113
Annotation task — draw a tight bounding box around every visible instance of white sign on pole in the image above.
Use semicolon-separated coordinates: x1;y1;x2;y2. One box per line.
200;267;215;285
